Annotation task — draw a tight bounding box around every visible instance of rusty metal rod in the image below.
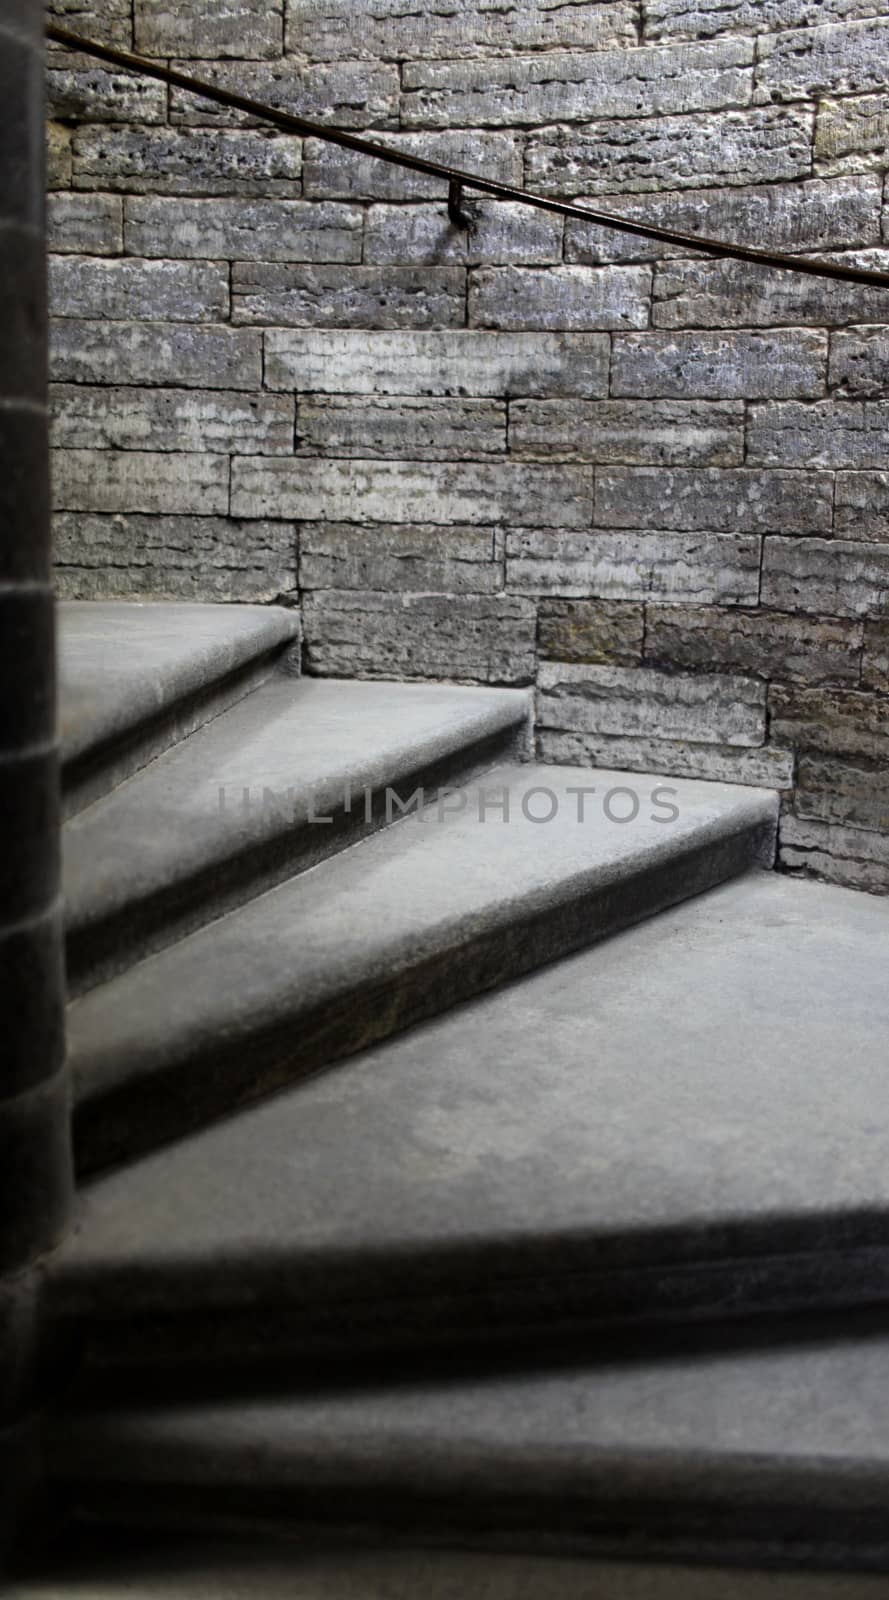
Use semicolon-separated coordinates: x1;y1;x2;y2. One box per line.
47;24;889;290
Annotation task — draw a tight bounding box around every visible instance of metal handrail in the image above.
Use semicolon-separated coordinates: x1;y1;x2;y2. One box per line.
48;23;889;290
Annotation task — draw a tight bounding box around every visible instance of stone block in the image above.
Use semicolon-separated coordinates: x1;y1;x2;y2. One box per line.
645;0;882;39
49;0;132;46
645;604;863;684
564;175;881;264
232;458;592;528
537;599;644;665
525;108;813;197
287;0;636;60
536;662;767;746
595;467;832;534
830;328;889;397
815;92;889;173
748;400;889;468
761;537;889;615
299;523;502;594
795;751;889;830
653;254;889;328
779;811;889;891
168;59;399;131
49;320;262;390
756;19;889;104
507;529;760;603
50;385;294;456
835;472;889;540
52;450;229;516
302;590;536;682
49;257;229;323
537;728;795;788
469;266;651;331
509;400;743;465
302;131;522;202
295;397;506;459
770;682;889;760
46;123;72;190
135;0;283;59
46;52;167;124
53;513;296;601
364;202;563;267
47;195;123;256
231;265;466;329
402;39;753;129
263;329;610;398
611;330;828;399
124;197;362;263
72;128;303;198
863;618;889;690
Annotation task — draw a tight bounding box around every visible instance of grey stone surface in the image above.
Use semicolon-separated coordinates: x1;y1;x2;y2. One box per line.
71;127;303;197
54;515;296;603
295;398;506;459
287;0;637;60
653;254;889;328
363;202;563;267
830;328;889;397
815;91;889;172
167;59;400;131
53;450;229;516
748;401;889;469
134;0;284;59
595;468;832;534
49;257;230;323
770;683;889;761
263;330;610;398
469;266;652;331
507;530;761;604
302;131;523;202
835;473;889;540
62;764;775;1173
756;17;889;103
646;0;884;37
46;51;167;124
536;662;767;746
299;522;503;593
509;399;744;465
863;618;889;691
46;123;72;190
645;605;863;685
51;386;294;456
47;194;123;256
124;197;363;263
780;811;889;890
232;265;467;329
761;537;889;616
536;730;795;787
302;591;537;681
795;751;889;831
48;0;133;46
49;320;263;389
538;599;644;665
611;330;828;398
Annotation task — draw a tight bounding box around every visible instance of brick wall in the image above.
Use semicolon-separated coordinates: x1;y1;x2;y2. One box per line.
47;0;889;893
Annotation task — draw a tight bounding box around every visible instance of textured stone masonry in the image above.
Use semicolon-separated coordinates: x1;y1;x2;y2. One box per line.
49;255;230;321
594;468;834;534
263;330;611;397
815;92;889;174
295;397;507;459
232;264;467;329
287;0;638;61
536;662;767;746
507;529;761;603
761;538;889;616
611;330;828;398
299;522;502;594
72;127;304;197
54;513;295;601
508;399;744;465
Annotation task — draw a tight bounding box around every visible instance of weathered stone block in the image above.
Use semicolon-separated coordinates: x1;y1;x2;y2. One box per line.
49;0;132;46
49;319;262;390
53;513;296;601
295;397;506;459
863;619;889;690
364;202;563;267
49;257;229;323
795;751;889;830
299;523;501;594
507;529;760;603
537;599;644;665
756;19;889;104
761;537;889;615
536;661;767;745
595;468;833;534
564;176;881;265
287;0;636;60
232;458;592;528
835;472;889;540
135;0;283;59
124;198;362;263
469;266;651;331
748;400;889;468
509;399;744;465
645;604;863;684
72;128;303;198
302;131;522;202
830;328;889;397
779;811;889;891
815;92;889;173
52;450;229;516
770;682;889;759
47;195;123;257
46;53;167;124
50;385;295;456
525;108;813;197
232;265;466;329
537;728;795;788
402;39;753;129
645;0;882;40
263;330;610;398
46;124;72;190
302;590;537;682
611;330;828;399
168;59;399;131
653;254;889;328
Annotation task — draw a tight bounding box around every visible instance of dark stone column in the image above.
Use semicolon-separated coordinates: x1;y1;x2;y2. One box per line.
0;0;72;1556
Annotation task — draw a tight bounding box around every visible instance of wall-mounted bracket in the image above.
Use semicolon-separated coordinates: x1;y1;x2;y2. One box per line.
447;178;471;229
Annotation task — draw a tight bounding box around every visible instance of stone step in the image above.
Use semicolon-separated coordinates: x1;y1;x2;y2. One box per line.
60;863;889;1370
46;1308;889;1574
64;677;531;996
64;767;776;1174
58;601;301;815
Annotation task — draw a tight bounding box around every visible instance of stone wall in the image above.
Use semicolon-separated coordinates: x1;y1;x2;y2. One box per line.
47;0;889;892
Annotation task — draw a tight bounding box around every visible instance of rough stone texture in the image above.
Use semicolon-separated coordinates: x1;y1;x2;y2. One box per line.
303;591;537;681
46;0;889;889
536;662;767;745
794;751;889;831
537;729;795;788
780;812;889;892
770;683;889;762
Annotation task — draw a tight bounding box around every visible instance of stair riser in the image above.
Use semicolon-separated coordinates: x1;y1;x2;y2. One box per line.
65;719;530;999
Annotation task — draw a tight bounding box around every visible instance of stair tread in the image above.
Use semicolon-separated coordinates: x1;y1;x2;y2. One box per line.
63;676;529;978
55;869;889;1345
48;1313;889;1567
58;601;299;768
